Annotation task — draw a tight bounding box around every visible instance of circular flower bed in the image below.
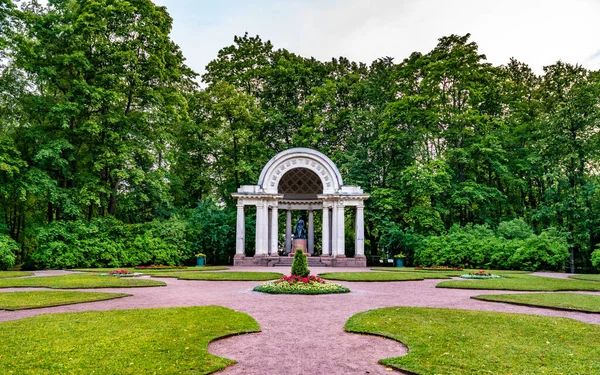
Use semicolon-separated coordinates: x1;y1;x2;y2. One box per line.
460;270;503;279
99;269;143;277
253;275;350;295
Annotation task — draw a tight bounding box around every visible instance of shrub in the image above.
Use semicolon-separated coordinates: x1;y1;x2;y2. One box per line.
291;249;310;277
415;224;505;269
0;235;18;270
414;221;569;271
186;200;235;265
591;247;600;271
29;217;189;269
497;218;534;240
508;228;569;271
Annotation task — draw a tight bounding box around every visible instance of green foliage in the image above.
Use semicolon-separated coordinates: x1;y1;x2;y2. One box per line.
290;249;310;277
0;235;17;270
414;220;568;271
497;218;534;240
0;306;260;374
591;248;600;271
25;199;238;269
186;200;236;265
507;228;569;271
28;217;189;269
345;307;600;374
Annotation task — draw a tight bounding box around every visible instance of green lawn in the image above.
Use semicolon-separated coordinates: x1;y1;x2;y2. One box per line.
0;291;130;310
0;271;34;278
371;267;529;277
0;274;165;289
318;272;449;282
345;306;600;375
150;271;284;281
436;274;600;291
569;274;600;282
71;266;228;273
0;306;260;374
473;292;600;313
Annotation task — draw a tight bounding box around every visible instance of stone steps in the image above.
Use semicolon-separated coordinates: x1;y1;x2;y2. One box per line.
273;257;328;267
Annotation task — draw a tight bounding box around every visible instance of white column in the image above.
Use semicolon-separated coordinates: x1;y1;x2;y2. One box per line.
355;203;365;257
236;203;245;256
267;207;272;252
331;201;338;257
308;209;314;254
270;204;279;256
285;209;292;254
263;201;270;255
255;201;267;255
336;201;345;258
321;205;330;256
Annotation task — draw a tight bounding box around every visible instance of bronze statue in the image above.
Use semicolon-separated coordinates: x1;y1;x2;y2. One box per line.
293;218;307;239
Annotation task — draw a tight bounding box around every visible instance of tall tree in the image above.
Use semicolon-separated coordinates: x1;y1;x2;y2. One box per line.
11;0;195;223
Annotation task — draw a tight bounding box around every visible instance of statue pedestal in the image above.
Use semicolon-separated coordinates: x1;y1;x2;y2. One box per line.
291;239;307;254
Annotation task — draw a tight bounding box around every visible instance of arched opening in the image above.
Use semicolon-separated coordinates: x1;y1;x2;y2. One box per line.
277;168;323;200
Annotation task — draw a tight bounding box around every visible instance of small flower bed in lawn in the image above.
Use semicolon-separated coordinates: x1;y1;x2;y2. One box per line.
460;270;503;279
99;269;143;277
253;275;350;295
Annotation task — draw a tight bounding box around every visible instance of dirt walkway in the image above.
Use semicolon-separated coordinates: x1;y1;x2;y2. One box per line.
0;268;598;374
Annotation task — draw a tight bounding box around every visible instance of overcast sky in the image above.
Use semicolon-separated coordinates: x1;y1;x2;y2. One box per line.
154;0;600;78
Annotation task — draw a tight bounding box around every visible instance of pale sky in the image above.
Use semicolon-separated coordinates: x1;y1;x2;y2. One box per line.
152;0;600;79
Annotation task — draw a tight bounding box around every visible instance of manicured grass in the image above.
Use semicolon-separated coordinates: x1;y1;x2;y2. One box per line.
0;271;34;278
0;274;165;289
345;306;600;374
437;274;600;291
0;306;260;374
151;271;284;281
371;267;529;277
318;272;449;282
0;291;130;310
473;292;600;313
569;274;600;282
71;266;228;273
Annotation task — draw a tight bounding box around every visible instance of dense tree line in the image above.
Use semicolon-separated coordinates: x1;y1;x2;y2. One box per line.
0;1;599;271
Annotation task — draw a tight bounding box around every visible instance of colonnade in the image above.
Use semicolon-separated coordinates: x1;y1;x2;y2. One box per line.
233;197;366;258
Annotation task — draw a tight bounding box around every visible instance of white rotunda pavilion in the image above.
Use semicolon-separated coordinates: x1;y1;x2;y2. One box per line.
232;148;369;267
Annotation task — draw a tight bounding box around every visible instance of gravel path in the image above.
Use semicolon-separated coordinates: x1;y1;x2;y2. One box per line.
0;268;598;374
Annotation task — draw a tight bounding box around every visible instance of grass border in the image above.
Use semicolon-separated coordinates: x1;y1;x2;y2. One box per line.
0;291;131;311
319;271;450;282
345;306;600;374
471;293;600;314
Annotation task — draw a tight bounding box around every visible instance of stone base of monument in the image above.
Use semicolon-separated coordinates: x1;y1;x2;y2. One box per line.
291;239;307;254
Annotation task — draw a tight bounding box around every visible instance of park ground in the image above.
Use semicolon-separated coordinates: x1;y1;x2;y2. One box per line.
1;267;599;374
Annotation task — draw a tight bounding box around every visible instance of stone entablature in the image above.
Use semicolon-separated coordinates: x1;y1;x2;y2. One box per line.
232;148;369;267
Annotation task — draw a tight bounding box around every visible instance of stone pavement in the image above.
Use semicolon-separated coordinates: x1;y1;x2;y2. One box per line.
1;268;598;374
